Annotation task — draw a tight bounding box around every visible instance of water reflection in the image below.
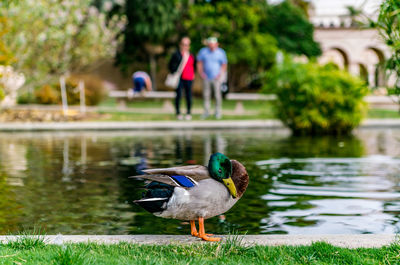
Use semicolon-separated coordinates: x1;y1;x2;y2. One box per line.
258;156;400;234
0;173;21;233
0;129;399;235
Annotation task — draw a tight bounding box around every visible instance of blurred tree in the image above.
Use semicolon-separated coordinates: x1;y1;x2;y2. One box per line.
0;1;14;101
0;17;12;66
117;0;180;90
184;0;278;90
290;0;311;17
262;0;321;57
3;0;125;89
345;5;366;27
375;0;400;112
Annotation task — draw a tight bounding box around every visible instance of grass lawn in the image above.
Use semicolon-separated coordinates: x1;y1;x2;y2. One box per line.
95;98;400;121
367;108;400;119
98;97;274;111
0;236;399;265
96;111;276;121
95;98;276;121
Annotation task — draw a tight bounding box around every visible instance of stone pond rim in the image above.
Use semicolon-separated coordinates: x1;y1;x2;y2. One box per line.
0;235;397;248
0;119;400;131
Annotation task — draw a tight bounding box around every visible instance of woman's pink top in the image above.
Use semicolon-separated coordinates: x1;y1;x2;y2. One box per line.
181;54;195;81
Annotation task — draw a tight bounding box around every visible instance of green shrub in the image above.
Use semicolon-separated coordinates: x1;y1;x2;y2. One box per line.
62;74;107;106
17;91;35;104
264;59;368;135
35;84;60;105
0;85;4;101
33;74;107;106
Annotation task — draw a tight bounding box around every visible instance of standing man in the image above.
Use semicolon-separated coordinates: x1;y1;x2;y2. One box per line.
197;37;227;119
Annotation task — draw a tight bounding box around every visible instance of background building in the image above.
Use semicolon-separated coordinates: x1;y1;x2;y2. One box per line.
309;0;394;88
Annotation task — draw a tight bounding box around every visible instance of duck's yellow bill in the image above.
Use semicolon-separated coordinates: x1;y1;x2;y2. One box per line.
223;177;237;198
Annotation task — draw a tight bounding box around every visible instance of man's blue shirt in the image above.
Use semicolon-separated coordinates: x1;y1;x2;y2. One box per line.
197;47;227;80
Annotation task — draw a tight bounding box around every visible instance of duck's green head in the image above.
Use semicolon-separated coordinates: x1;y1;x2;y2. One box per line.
208;152;237;198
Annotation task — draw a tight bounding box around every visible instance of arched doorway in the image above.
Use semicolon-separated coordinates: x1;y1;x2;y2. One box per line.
361;47;386;87
318;47;350;70
358;63;368;84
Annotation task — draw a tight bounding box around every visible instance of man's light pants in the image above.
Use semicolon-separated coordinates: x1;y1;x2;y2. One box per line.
202;79;222;118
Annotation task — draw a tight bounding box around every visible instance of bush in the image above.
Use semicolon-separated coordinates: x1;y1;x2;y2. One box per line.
34;74;107;106
35;84;60;105
264;59;369;135
66;74;107;106
17;91;35;104
0;84;4;101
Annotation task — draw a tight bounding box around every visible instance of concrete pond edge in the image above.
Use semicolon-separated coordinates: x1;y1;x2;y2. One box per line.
0;235;398;248
0;119;400;131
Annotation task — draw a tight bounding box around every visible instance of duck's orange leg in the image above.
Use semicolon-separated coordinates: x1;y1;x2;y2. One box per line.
190;219;213;238
190;220;198;236
198;217;220;242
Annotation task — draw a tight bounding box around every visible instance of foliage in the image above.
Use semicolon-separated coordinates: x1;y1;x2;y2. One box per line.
35;74;107;106
264;59;369;135
65;74;107;106
127;0;179;44
184;0;278;90
34;84;60;105
3;0;125;87
0;9;14;100
17;91;35;104
0;84;3;101
262;0;321;57
375;0;400;111
290;0;311;16
117;0;180;69
0;16;13;65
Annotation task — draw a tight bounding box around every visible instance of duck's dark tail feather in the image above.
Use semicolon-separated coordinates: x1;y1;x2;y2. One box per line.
134;181;174;213
134;197;170;213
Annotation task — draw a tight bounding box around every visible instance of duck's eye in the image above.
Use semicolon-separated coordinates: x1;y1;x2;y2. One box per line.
218;169;222;173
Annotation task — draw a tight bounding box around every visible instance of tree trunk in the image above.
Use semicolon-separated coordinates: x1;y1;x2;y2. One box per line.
149;54;157;91
144;43;164;91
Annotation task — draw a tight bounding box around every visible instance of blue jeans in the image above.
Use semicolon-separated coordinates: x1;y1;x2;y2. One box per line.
175;79;193;115
133;77;146;92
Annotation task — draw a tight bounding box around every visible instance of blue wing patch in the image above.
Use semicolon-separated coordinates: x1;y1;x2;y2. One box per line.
170;175;195;188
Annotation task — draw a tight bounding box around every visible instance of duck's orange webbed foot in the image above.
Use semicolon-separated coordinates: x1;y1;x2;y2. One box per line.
199;234;221;242
197;217;221;242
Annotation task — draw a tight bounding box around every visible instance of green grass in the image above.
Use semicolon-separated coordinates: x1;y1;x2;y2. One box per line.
95;98;276;121
367;108;400;119
99;97;274;111
0;239;399;264
96;98;400;121
96;111;276;121
5;228;46;250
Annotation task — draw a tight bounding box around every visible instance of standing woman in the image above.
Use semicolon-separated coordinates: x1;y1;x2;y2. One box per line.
168;37;196;120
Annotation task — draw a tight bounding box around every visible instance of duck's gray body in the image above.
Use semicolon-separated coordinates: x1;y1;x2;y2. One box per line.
156;179;238;220
132;161;247;221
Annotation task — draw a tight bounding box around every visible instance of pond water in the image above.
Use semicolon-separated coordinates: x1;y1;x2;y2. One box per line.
0;128;400;235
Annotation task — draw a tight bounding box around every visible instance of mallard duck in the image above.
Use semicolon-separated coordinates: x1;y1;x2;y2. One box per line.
131;152;249;241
